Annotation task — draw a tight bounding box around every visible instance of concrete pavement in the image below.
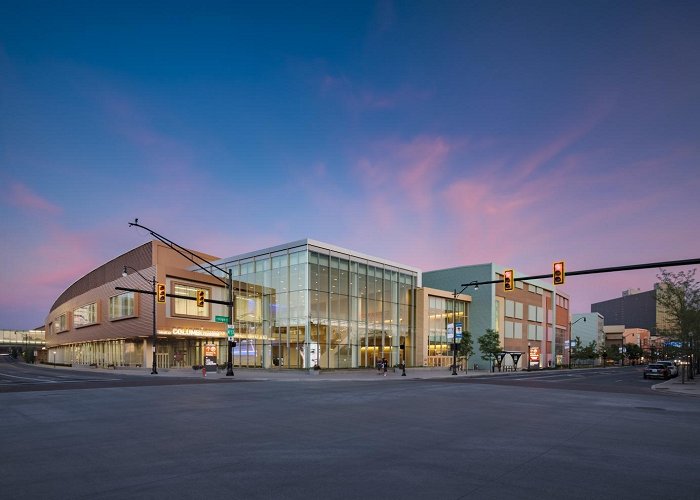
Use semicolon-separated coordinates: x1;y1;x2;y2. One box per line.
651;373;700;397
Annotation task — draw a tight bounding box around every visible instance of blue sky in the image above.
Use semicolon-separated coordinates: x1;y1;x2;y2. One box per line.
1;1;699;329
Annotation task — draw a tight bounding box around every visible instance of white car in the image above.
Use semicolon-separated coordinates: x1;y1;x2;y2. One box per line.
656;360;678;378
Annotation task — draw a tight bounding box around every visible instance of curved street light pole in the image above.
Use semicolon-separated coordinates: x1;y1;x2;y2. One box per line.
123;266;158;374
451;281;479;376
128;220;235;377
569;316;586;369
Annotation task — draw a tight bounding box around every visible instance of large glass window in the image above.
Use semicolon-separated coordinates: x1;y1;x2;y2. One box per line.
318;254;329;293
200;246;416;370
53;313;69;333
173;283;211;319
74;302;98;328
109;292;135;320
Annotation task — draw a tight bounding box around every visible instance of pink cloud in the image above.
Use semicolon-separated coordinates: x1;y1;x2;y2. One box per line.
7;182;62;214
355;135;451;210
513;99;614;180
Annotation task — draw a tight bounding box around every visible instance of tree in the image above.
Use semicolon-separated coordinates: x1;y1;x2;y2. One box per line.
656;269;700;376
601;344;620;365
478;329;502;371
458;330;474;370
582;340;598;363
625;344;643;365
571;338;598;367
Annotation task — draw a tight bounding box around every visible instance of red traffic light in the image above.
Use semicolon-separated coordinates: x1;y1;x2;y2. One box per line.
504;269;514;291
553;261;565;285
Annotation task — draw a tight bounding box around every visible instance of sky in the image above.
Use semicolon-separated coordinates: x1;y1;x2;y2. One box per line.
1;1;699;330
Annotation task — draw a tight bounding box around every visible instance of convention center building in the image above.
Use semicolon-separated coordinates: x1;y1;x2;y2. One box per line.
45;239;472;371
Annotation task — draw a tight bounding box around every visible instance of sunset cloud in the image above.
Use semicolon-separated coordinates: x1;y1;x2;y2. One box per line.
7;182;62;214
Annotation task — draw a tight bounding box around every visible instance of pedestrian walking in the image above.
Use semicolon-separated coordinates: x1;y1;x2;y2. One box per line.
382;357;388;376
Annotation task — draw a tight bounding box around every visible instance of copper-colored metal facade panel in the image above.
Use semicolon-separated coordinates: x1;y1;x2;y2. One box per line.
45;240;226;348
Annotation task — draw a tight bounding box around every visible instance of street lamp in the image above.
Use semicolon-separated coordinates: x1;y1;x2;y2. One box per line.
568;316;586;369
123;265;158;374
451;281;479;376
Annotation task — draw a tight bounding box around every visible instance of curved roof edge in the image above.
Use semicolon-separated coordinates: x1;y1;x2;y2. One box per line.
48;242;153;314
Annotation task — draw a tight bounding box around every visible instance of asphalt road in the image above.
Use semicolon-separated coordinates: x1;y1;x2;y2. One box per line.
0;355;222;393
1;359;698;500
463;365;663;394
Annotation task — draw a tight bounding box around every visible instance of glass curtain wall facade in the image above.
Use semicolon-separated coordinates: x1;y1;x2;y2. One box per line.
427;296;467;367
215;242;418;369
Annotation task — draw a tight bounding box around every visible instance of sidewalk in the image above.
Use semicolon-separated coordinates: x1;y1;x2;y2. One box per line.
652;376;700;397
58;363;509;382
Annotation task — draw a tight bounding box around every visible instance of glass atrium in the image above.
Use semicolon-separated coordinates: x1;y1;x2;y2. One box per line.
205;240;419;369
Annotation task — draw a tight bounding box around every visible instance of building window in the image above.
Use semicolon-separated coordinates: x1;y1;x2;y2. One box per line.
173;283;211;319
74;302;99;328
513;323;523;339
110;292;135;320
505;321;514;338
505;300;523;319
528;305;544;322
528;324;544;341
53;313;69;333
505;300;515;318
515;302;523;320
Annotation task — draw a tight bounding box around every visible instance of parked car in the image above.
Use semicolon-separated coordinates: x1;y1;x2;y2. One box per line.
656;360;678;378
643;363;670;380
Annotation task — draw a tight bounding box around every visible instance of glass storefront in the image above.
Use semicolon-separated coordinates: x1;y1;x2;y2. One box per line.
215;244;418;369
427;296;467;367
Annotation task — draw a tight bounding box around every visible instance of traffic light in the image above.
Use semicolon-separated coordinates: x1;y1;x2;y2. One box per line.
553;261;565;285
156;283;166;303
504;269;514;291
196;290;205;308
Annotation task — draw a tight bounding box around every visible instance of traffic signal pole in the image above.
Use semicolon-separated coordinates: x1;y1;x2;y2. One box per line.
227;268;234;376
462;258;700;289
128;219;236;377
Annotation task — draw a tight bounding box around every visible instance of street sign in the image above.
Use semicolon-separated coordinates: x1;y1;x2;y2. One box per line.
215;316;230;323
227;324;235;338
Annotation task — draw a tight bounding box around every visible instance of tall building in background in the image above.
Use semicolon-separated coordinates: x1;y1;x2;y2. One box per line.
591;285;669;336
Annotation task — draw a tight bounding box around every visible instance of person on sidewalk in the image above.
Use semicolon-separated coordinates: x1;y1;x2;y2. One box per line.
382;357;388;376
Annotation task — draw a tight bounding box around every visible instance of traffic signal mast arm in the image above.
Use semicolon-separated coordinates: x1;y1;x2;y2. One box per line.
114;287;230;305
460;257;700;289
